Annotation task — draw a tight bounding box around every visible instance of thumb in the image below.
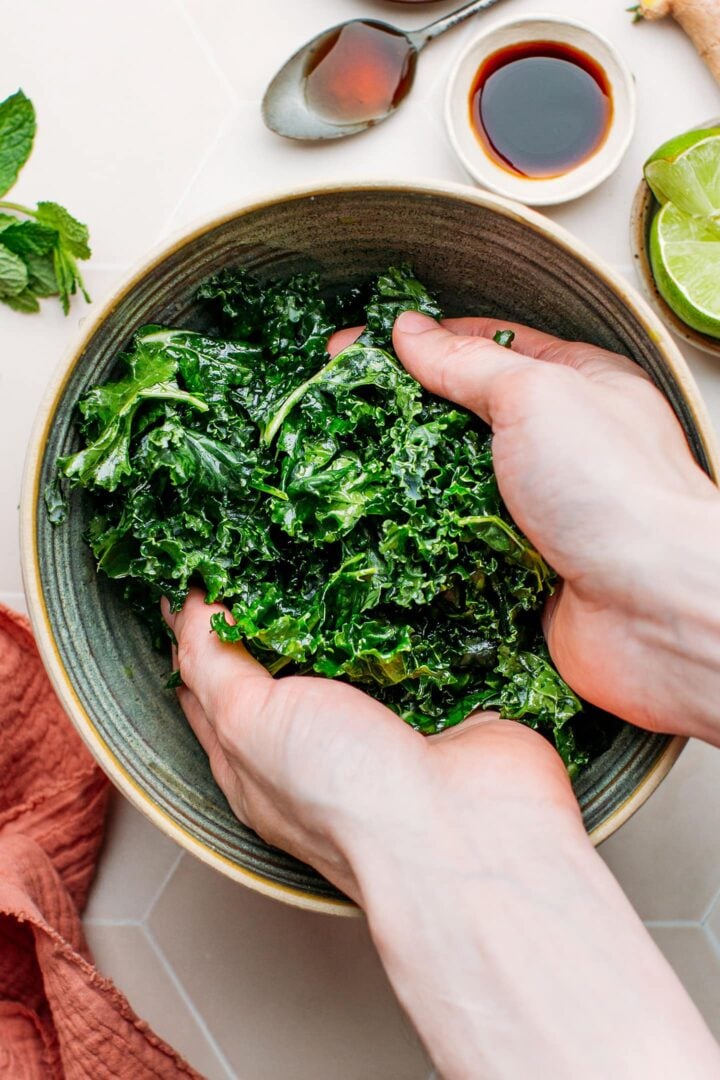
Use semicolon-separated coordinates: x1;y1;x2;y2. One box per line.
393;310;531;424
162;588;271;722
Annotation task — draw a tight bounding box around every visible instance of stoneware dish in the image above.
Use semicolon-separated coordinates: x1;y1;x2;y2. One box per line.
22;180;717;914
631;176;720;359
445;15;636;205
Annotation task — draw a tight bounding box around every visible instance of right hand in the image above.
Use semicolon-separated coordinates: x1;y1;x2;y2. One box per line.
332;312;720;740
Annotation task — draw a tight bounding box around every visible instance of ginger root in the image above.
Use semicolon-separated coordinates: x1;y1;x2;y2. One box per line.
632;0;720;85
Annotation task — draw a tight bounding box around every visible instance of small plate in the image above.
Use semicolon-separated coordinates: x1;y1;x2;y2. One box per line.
445;15;636;206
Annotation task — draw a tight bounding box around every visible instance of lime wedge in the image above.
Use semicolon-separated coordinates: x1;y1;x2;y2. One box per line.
650;201;720;338
644;128;720;217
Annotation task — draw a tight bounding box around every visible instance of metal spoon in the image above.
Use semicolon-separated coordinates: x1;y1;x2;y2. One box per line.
262;0;508;141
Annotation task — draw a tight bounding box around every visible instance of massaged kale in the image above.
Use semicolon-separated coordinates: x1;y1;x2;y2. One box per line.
51;265;596;773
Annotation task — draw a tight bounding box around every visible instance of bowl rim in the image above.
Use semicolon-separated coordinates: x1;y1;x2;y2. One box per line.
21;177;707;912
444;13;637;206
630;176;720;358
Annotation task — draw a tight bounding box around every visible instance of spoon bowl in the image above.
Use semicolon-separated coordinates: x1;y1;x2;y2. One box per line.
262;0;507;141
262;21;419;140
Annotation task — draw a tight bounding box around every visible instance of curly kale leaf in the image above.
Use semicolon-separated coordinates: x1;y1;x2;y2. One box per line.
53;263;604;772
361;263;443;347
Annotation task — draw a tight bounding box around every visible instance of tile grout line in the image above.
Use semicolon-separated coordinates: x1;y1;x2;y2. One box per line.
141;923;238;1080
174;0;241;109
154;106;239;243
702;921;720;962
644;919;703;929
84;916;142;928
141;849;184;922
700;879;720;926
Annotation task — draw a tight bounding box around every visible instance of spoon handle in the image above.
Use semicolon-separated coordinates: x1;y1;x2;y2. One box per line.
409;0;509;48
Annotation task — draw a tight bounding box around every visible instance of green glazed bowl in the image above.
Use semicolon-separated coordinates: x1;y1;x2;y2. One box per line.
21;181;718;914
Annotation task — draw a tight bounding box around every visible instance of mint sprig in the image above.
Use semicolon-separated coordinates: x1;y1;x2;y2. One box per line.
0;89;91;314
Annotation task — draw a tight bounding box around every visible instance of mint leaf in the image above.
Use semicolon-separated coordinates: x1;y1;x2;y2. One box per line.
52;244;90;314
0;220;57;256
36;201;91;259
0;94;91;315
25;251;58;296
5;288;40;313
0;90;35;197
0;242;28;297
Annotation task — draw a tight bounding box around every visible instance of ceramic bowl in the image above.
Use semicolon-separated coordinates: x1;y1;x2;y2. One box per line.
22;181;717;914
630;178;720;359
445;16;636;205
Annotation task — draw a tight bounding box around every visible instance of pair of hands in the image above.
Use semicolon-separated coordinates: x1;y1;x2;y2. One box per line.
163;310;720;901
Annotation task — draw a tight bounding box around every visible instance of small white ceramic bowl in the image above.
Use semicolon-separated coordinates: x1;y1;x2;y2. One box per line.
445;15;636;206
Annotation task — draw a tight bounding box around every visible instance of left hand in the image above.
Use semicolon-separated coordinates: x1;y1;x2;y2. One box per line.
162;589;579;902
163;589;720;1080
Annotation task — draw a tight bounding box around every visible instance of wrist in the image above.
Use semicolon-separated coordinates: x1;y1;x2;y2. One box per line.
344;773;720;1080
632;483;720;742
345;782;592;1077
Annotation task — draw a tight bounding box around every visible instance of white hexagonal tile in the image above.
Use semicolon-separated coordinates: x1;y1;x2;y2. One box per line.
164;96;466;237
83;921;232;1079
646;925;720;1041
600;741;720;922
149;855;431;1080
84;792;181;922
0;592;26;615
702;890;720;950
181;0;463;106
3;0;234;264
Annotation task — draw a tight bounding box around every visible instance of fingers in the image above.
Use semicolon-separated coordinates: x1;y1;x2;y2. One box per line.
425;709;503;746
162;588;271;722
442;317;571;358
177;684;222;764
327;325;364;358
441;317;642;379
392;310;531;423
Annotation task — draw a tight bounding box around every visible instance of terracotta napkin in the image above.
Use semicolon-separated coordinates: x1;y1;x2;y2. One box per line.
0;604;201;1078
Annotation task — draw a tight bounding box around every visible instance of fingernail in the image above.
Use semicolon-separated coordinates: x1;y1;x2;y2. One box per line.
160;596;174;627
396;310;437;334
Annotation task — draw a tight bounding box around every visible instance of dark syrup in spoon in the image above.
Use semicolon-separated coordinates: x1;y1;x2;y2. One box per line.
304;21;416;126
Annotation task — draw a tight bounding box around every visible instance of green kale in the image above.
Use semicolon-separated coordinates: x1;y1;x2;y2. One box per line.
53;264;605;772
0;89;91;314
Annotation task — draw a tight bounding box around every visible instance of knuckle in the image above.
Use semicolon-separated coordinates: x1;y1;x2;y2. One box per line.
442;333;486;365
434;335;487;400
176;634;202;689
214;676;276;756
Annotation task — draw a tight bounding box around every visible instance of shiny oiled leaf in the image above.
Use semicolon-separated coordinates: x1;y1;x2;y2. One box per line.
53;265;607;771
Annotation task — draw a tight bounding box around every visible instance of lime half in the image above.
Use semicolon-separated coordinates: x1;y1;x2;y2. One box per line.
644;128;720;218
650;202;720;338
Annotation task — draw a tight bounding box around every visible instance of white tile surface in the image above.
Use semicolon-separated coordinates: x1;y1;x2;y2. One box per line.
647;925;720;1043
600;741;720;922
83;919;234;1079
3;1;235;264
83;796;182;923
149;854;431;1080
1;0;719;1075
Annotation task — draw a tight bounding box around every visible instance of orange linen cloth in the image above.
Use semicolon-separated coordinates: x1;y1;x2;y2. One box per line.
0;604;201;1078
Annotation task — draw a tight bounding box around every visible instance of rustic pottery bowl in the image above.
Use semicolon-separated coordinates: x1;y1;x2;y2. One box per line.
631;177;720;359
22;181;718;914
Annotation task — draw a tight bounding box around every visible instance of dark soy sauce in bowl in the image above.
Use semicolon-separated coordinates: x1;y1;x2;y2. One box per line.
469;41;612;179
